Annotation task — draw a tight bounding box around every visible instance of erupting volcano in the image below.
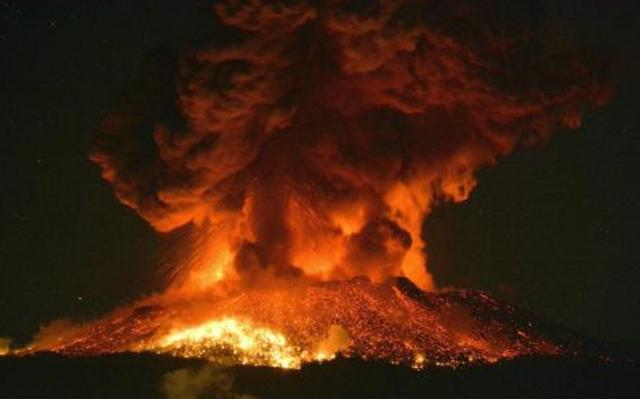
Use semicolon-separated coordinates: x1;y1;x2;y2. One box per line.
13;0;611;370
21;277;581;369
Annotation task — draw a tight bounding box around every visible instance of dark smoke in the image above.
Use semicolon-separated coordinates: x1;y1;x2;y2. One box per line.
90;0;610;289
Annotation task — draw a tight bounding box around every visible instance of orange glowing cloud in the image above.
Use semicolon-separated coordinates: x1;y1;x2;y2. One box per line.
90;0;610;291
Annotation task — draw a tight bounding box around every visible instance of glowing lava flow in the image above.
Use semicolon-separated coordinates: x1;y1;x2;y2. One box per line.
145;318;302;369
20;278;575;369
8;0;609;374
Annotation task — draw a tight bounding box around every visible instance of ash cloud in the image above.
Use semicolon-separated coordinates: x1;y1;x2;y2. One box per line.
314;324;351;360
90;0;610;290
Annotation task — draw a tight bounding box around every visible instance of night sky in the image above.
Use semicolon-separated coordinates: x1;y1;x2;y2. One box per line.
1;0;639;349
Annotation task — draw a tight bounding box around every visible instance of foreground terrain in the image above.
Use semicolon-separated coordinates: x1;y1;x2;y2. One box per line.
1;353;638;398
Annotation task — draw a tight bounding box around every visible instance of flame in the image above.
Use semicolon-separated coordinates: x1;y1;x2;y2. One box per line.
20;278;568;370
137;318;352;369
145;318;302;369
13;0;609;371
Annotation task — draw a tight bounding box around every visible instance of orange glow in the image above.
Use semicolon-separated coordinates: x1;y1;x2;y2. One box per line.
0;337;11;356
16;0;609;372
21;278;565;369
144;318;302;369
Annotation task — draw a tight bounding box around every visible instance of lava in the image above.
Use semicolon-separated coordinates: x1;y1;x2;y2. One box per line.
12;0;609;370
148;318;301;369
20;278;570;369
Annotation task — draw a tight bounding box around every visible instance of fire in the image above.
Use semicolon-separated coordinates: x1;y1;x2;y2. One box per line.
12;0;609;370
145;318;302;369
137;318;351;369
20;278;571;369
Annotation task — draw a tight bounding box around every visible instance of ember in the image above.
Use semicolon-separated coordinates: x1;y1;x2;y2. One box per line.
20;278;571;369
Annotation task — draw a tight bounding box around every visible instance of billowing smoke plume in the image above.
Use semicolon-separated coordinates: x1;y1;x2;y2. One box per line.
90;0;609;291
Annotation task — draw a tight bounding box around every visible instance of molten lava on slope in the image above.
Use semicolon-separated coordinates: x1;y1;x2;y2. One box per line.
20;278;574;369
10;0;612;375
